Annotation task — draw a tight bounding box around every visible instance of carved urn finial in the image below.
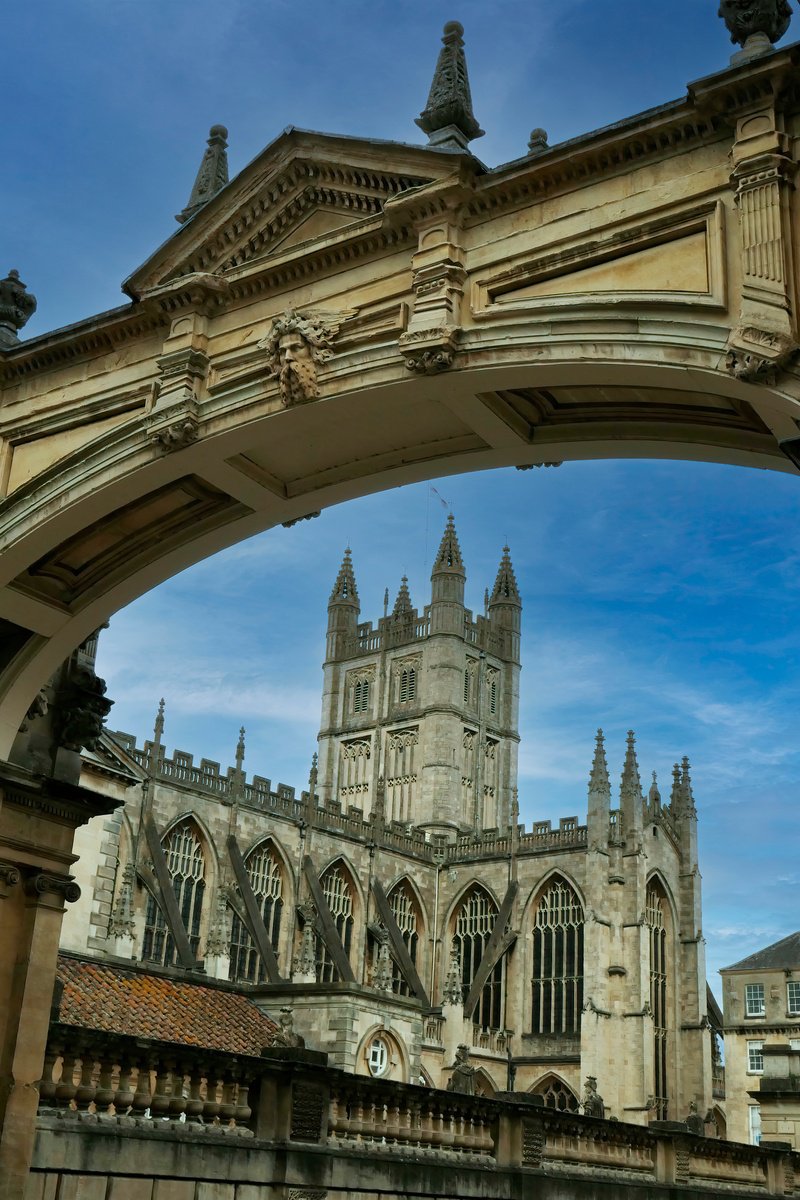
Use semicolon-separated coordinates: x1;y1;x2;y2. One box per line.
527;128;549;156
176;124;230;224
719;0;792;62
416;21;484;151
0;270;37;349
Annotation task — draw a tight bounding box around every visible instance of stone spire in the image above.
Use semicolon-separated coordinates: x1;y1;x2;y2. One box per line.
490;546;521;606
648;770;662;809
589;729;610;794
679;756;697;816
670;762;682;808
0;270;37;349
619;730;644;841
432;513;464;574
719;0;791;63
176;125;230;224
392;575;414;616
330;547;359;605
416;21;484;151
326;548;360;660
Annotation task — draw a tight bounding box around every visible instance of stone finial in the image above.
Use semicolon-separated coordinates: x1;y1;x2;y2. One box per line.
329;546;359;606
205;886;231;957
308;751;318;796
372;926;394;993
153;697;165;745
620;730;643;803
235;726;246;773
293;903;318;980
176;124;230;224
589;729;610;795
442;941;464;1006
648;770;662;807
527;128;549;156
490;545;521;606
108;863;136;940
719;0;791;61
680;756;697;816
392;575;413;617
0;269;37;349
670;761;681;807
416;21;484;151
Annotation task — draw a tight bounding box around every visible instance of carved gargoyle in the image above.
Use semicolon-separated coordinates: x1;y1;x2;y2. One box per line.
57;665;114;753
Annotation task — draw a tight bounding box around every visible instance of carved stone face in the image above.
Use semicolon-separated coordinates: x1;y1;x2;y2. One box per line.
278;331;318;405
718;0;792;45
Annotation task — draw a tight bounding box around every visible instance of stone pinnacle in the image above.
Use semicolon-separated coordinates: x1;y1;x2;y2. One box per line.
416;21;484;151
176;124;230;224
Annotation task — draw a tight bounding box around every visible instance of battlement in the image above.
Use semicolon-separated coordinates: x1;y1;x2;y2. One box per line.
336;609;509;661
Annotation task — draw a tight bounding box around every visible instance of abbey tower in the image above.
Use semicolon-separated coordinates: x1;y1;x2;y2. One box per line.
318;515;521;838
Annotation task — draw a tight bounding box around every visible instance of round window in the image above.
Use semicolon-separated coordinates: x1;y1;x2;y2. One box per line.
367;1036;390;1077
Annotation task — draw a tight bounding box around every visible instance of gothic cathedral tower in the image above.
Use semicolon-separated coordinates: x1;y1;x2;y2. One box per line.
317;517;521;839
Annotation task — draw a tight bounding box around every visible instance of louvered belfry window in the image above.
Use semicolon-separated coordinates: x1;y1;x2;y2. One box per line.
318;863;354;982
531;876;584;1034
143;822;205;967
454;886;505;1031
388;881;420;996
229;842;283;983
647;881;669;1119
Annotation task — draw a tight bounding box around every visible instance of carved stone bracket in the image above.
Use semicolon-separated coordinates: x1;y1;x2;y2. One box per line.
725;325;798;383
0;862;21;899
56;664;113;753
26;873;81;905
399;326;458;374
149;401;200;452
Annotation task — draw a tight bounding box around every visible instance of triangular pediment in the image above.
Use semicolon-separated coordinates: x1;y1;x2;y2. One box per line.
125;129;464;298
81;729;145;783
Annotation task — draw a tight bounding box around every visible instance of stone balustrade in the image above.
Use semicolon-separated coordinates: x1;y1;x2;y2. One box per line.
30;1038;799;1197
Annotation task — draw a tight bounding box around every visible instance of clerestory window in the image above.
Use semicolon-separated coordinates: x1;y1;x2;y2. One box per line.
453;885;505;1031
531;877;584;1035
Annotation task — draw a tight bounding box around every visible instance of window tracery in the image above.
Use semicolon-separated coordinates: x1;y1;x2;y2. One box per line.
229;842;284;983
338;738;371;802
318;863;355;982
531;876;584;1035
143;821;205;967
532;1075;580;1113
453;885;505;1031
385;728;418;823
388;880;420;996
646;880;670;1119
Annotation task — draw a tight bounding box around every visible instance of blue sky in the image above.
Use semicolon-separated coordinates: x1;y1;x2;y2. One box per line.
5;2;799;992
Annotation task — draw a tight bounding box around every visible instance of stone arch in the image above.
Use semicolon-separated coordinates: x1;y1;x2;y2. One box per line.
241;832;296;898
229;836;292;982
448;882;506;1032
317;856;361;983
385;875;427;996
473;1067;497;1097
355;1023;410;1083
521;867;586;925
529;1072;580;1113
526;873;585;1037
442;877;503;939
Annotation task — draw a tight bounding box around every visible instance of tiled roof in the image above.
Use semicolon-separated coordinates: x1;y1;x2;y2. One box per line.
721;931;800;974
56;955;277;1056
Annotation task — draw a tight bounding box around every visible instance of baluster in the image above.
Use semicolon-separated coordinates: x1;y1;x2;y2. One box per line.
203;1071;222;1124
74;1041;98;1112
114;1056;136;1116
451;1106;466;1152
440;1101;455;1150
165;1057;188;1120
184;1063;205;1124
54;1048;79;1110
349;1087;364;1141
94;1045;116;1115
149;1058;171;1119
408;1100;422;1149
234;1077;251;1127
219;1070;238;1125
428;1101;444;1149
38;1042;61;1110
419;1101;434;1149
130;1057;153;1118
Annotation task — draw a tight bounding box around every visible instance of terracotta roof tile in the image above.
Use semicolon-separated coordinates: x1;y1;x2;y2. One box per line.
56;955;277;1056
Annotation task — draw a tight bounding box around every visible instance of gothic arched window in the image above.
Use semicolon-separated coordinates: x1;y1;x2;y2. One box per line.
143;821;205;967
531;1074;580;1113
647;879;670;1119
453;885;505;1031
531;876;584;1035
229;842;284;983
319;862;355;983
388;880;421;997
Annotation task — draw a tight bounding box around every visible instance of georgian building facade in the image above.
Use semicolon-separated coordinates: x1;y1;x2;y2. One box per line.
61;518;715;1125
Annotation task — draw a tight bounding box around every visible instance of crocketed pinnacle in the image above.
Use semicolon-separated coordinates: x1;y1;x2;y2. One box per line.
680;756;697;815
415;21;484;151
432;513;465;575
235;726;245;772
588;729;610;795
308;751;318;795
648;770;661;806
393;575;414;616
620;730;643;803
153;698;165;744
490;545;521;606
330;547;359;605
670;762;682;808
176;125;230;224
